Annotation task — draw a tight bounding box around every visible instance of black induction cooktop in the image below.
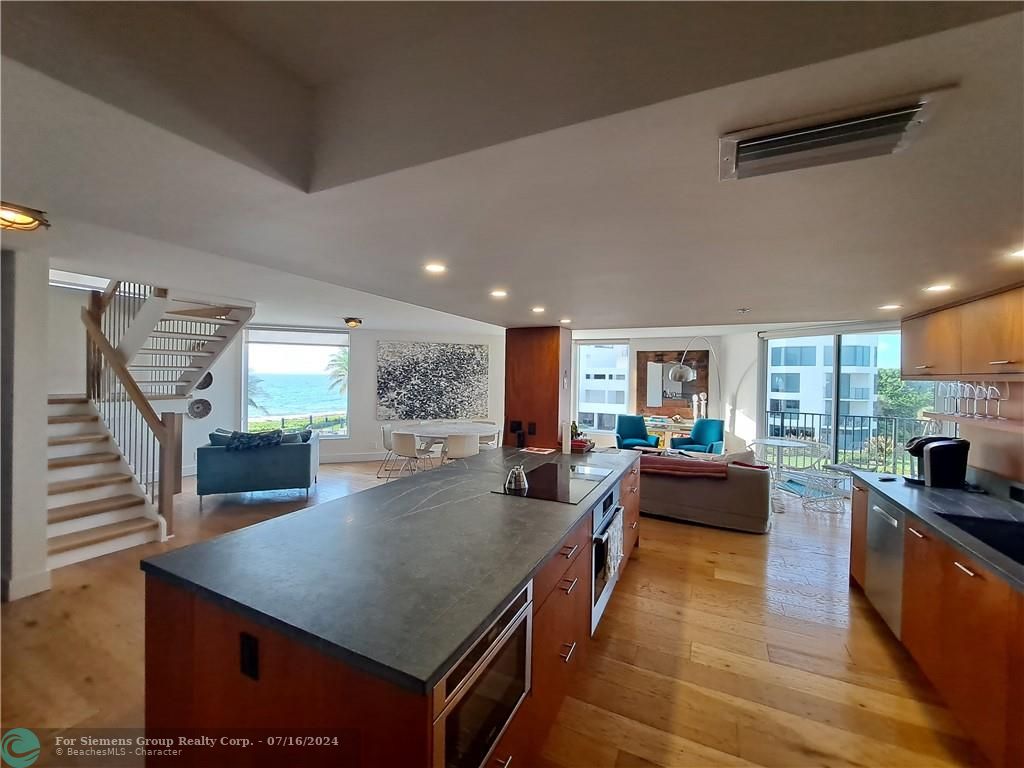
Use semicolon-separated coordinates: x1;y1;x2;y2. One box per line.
494;462;613;504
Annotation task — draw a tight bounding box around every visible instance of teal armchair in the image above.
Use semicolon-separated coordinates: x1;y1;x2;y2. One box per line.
670;418;725;454
615;415;659;450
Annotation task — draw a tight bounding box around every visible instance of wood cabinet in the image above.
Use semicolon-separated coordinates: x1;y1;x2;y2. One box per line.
533;514;590;613
939;549;1015;768
959;286;1023;375
849;480;868;586
900;520;947;679
901;284;1024;379
503;326;572;448
620;458;640;573
900;306;962;377
895;520;1024;768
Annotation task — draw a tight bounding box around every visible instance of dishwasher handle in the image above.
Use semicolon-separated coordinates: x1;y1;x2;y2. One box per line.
872;505;900;528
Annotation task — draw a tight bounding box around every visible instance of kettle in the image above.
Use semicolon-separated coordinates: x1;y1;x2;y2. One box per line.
505;465;529;495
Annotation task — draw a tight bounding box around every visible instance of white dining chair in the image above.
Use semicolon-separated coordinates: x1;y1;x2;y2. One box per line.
441;433;480;465
389;432;435;480
377;424;401;479
474;420;499;449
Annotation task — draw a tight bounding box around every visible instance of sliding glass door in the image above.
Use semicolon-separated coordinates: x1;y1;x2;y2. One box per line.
765;329;940;474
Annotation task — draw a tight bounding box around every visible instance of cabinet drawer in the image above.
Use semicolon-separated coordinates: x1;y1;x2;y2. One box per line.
530;543;591;735
533;514;589;613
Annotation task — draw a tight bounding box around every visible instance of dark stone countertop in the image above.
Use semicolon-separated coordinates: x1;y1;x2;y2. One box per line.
850;470;1024;592
141;447;638;693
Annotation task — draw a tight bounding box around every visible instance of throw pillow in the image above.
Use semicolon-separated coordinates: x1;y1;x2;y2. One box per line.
281;432;301;444
226;430;283;451
300;429;313;443
209;431;232;447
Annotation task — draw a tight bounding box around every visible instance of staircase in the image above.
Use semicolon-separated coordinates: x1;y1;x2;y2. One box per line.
46;395;160;569
44;279;254;569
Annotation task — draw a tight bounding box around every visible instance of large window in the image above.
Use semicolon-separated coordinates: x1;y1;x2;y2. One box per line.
766;331;942;473
244;328;350;437
575;343;629;431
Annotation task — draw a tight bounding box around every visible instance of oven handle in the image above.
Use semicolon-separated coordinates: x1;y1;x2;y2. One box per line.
594;505;625;543
434;601;532;722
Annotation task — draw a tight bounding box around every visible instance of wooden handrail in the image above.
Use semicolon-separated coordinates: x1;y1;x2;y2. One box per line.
99;279;122;311
81;306;167;440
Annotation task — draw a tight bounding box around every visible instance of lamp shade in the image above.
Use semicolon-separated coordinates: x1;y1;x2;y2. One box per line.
0;202;50;232
668;363;697;383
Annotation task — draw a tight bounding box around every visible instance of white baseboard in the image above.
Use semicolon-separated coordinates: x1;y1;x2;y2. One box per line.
3;569;52;601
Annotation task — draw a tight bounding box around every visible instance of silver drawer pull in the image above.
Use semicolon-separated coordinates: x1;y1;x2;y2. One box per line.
559;577;578;595
560;543;578;560
495;757;512;767
872;505;899;528
631;520;638;530
908;527;925;539
630;486;638;494
914;364;933;369
632;467;639;475
559;641;577;663
953;561;976;578
989;360;1014;365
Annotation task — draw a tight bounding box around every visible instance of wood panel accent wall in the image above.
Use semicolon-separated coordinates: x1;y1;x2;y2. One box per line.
504;327;570;448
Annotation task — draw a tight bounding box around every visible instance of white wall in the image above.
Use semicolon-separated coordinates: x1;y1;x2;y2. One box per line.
317;329;505;463
47;285;88;393
2;251;52;600
180;343;242;476
719;333;762;451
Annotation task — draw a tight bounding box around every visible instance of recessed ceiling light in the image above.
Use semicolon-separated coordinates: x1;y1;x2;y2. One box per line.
531;306;545;313
925;284;952;292
343;317;362;328
560;318;571;324
424;263;447;274
490;289;508;298
735;307;751;314
878;304;903;310
0;201;50;232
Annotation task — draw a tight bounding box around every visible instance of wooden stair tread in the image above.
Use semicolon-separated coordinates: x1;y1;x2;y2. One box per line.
48;414;99;425
164;305;239;319
48;395;88;404
48;433;107;446
48;472;134;495
138;347;214;356
129;364;202;370
48;494;145;524
163;311;238;325
48;517;158;555
146;394;191;401
48;452;121;470
149;330;225;341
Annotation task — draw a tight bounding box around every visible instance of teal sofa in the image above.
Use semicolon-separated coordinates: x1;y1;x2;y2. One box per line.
196;432;319;508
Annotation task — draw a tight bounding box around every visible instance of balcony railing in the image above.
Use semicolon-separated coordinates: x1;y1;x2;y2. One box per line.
765;410;940;476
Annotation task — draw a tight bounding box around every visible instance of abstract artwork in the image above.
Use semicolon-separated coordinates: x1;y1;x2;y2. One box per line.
376;341;489;420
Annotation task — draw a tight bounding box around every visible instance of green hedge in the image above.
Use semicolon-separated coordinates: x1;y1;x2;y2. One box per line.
248;414;348;434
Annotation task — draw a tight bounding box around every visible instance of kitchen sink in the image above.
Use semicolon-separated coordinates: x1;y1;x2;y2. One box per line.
935;514;1024;567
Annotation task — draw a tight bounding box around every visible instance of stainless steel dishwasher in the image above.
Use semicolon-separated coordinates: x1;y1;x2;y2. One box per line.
864;491;905;638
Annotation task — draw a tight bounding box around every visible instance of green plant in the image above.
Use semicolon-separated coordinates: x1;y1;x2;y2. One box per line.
326;348;349;394
247;374;269;415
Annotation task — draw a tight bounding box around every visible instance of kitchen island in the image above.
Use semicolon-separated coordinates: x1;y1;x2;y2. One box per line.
142;447;641;768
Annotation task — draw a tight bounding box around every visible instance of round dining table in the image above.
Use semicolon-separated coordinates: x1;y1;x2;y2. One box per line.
409;422;500;440
748;437;808;481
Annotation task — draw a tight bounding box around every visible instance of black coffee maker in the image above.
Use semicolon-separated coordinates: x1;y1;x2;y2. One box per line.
904;435;970;488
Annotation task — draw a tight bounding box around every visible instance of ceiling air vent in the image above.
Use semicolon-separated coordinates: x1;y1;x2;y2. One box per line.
719;89;950;181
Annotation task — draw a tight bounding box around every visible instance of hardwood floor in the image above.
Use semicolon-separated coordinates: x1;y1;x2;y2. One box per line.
1;464;980;766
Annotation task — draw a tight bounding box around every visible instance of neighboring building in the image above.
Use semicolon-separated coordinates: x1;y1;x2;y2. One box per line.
575;343;629;432
766;335;880;448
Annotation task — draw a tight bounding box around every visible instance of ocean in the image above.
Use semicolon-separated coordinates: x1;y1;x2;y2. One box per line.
247;372;346;417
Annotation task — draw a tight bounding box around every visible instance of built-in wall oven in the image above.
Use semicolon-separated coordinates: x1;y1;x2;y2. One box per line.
432;582;532;768
591;486;624;634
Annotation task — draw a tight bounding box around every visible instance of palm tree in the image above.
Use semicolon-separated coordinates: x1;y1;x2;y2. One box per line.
326;348;349;394
247;374;269;415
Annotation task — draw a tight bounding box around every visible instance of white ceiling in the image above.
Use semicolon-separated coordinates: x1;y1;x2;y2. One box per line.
2;12;1022;331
